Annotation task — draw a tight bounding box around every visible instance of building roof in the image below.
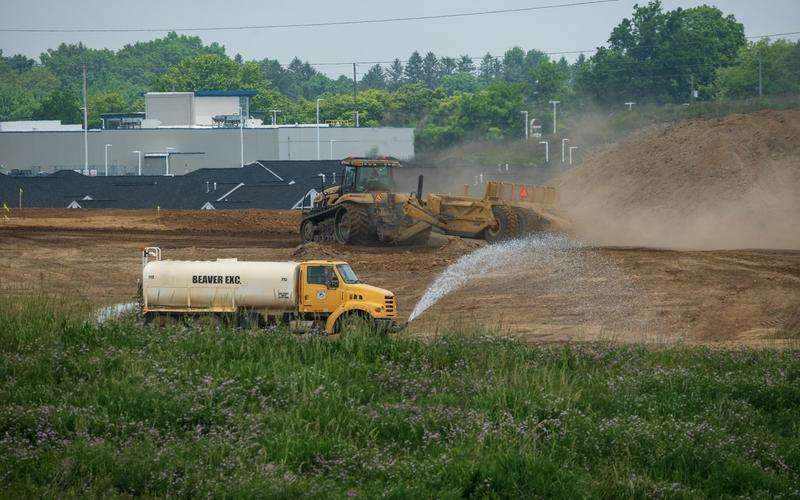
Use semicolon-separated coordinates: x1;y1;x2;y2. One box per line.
194;90;258;98
0;160;341;210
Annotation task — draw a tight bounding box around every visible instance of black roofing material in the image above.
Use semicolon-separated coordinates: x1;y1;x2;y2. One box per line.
0;161;341;210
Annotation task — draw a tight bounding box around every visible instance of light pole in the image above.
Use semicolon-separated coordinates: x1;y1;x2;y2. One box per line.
165;147;175;176
520;110;529;140
625;102;636;111
329;140;337;160
561;138;569;163
549;100;560;135
569;146;579;165
131;150;142;176
270;109;281;125
539;141;549;163
316;98;324;160
239;106;245;168
104;144;112;176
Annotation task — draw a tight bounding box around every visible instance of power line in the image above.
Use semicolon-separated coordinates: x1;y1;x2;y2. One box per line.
307;30;800;67
0;0;620;33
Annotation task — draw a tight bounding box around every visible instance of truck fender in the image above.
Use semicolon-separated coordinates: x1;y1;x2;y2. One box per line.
325;304;375;333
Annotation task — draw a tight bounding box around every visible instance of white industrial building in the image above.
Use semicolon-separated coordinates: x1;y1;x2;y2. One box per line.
0;90;414;175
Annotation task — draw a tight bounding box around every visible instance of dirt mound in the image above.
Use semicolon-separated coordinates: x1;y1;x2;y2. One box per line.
558;110;800;249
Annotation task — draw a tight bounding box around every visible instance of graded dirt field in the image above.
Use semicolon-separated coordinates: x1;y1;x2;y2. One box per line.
1;209;798;346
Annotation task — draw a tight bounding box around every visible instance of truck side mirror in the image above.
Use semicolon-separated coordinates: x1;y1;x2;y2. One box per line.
327;278;339;289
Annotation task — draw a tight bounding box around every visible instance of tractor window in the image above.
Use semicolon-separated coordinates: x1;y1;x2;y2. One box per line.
342;166;357;192
307;266;333;285
356;166;392;192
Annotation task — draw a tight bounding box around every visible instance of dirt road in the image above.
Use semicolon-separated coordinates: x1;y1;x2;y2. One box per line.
1;209;798;346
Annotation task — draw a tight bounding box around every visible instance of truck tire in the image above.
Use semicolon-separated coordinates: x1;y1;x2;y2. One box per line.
334;204;373;245
484;204;520;243
300;219;316;243
334;312;388;336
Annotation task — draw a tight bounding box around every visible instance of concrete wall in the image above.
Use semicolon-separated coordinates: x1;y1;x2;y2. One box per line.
0;126;414;174
194;96;240;125
145;93;194;126
278;127;414;161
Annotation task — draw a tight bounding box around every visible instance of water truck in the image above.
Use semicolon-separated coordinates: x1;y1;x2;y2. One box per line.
139;247;398;333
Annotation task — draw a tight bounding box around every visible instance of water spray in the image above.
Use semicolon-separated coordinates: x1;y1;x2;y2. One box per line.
408;233;573;322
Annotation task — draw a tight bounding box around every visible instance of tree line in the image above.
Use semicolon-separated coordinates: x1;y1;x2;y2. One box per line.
1;1;798;150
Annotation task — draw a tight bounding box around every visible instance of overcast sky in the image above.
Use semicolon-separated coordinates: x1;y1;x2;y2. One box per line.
1;0;798;77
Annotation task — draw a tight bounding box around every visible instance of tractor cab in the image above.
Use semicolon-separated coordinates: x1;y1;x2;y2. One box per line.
339;157;401;194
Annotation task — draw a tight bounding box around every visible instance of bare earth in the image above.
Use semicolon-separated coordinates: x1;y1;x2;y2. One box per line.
1;209;798;347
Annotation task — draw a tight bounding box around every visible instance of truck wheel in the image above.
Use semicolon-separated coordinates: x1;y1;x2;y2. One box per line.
484;204;520;243
300;219;316;243
334;205;372;245
334;313;387;336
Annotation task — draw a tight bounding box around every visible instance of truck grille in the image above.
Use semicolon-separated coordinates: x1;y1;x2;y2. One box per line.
384;295;396;314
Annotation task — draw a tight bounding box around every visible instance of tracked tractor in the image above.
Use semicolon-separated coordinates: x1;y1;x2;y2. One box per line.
299;157;522;246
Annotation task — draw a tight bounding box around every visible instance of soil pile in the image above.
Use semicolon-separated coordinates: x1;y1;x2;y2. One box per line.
558;110;800;249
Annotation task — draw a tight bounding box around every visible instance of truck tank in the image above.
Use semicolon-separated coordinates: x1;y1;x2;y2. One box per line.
142;258;299;311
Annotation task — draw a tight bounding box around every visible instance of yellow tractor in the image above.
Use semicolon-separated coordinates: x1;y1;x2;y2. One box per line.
299;157;527;246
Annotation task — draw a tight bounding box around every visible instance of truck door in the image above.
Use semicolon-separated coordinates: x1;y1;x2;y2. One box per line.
301;265;343;314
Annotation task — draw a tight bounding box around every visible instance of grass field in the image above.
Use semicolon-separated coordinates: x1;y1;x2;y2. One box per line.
1;300;799;497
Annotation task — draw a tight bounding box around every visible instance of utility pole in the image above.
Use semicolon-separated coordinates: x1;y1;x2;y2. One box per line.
104;144;112;176
549;100;560;135
132;150;142;176
520;110;529;140
316;98;324;160
82;63;88;172
239;106;245;168
353;63;358;128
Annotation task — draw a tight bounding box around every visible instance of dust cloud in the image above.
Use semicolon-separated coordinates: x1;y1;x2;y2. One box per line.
558;110;800;250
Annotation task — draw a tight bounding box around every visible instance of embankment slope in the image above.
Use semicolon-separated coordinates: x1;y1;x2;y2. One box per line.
558;110;800;249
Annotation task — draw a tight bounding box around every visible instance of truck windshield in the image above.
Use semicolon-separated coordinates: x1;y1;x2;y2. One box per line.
336;264;360;284
356;166;392;192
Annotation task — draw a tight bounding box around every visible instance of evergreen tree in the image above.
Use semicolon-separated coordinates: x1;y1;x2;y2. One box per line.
421;52;440;87
439;57;457;79
479;53;501;84
386;58;404;90
457;55;476;74
361;64;387;89
404;51;424;84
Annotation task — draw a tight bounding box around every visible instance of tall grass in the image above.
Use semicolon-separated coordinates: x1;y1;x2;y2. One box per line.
1;299;798;497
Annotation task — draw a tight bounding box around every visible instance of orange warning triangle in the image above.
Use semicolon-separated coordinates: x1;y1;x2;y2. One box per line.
519;185;528;199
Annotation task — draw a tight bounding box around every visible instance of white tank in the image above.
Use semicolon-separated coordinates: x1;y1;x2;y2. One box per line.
143;258;299;311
